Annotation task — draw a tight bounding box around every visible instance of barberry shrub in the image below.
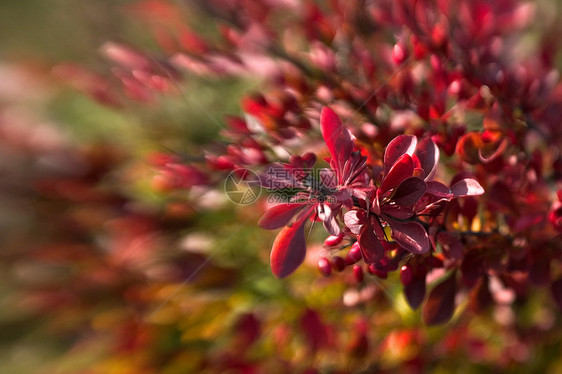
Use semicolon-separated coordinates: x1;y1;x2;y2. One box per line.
26;0;562;371
95;0;562;322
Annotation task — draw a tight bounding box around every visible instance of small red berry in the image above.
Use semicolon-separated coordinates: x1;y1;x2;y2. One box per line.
400;265;413;285
392;43;408;65
324;233;344;247
318;257;331;277
345;242;362;265
353;265;364;283
331;256;346;272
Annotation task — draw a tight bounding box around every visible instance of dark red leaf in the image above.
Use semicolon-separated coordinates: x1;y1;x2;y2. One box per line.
404;272;426;309
270;218;307;278
391;177;427;206
388;220;430;254
461;250;483;289
530;256;551;286
381;204;414;219
468;277;492;313
425;181;453;198
414;137;439;180
358;221;385;263
258;203;306;229
460;197;478;223
447;238;463;261
381;154;414;193
320;107;353;172
383;135;417;176
487;181;517;213
451;178;484;197
422;272;457;325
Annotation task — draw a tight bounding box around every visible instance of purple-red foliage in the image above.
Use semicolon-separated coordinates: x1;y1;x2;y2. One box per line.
59;0;562;345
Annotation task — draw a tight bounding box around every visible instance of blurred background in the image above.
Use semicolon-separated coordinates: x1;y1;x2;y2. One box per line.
1;1;562;373
0;1;263;373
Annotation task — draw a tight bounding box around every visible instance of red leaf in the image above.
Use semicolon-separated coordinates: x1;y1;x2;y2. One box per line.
258;203;306;229
455;132;483;164
415;137;440;180
300;308;331;353
381;204;414;219
404;272;426;309
391;177;427;206
425;181;453;198
381;154;414;193
320;107;353;172
358;221;385;263
451;178;485;197
270;218;307;278
344;209;366;235
388;220;430;254
479;138;509;164
423;272;457;325
468;277;493;313
447;239;463;261
234;313;261;347
487;181;517;213
384;135;417;176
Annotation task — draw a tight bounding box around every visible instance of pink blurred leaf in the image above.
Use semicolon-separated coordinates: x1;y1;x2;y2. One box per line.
384;135;417;175
344;210;366;235
422;272;457;325
234;313;261;347
300;308;331;353
258;203;306;230
102;42;152;71
388;220;430;254
270;218;307;278
450;178;484;197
